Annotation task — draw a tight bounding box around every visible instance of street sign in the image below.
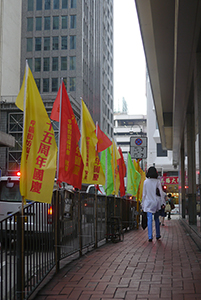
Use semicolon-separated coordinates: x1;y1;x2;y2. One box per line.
130;136;147;159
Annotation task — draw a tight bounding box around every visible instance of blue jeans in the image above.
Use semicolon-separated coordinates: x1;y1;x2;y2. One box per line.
147;211;160;240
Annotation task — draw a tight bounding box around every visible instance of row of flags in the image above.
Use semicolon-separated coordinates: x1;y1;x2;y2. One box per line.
15;62;146;204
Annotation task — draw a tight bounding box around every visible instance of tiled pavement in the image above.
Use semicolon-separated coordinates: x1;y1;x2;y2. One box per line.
32;216;201;300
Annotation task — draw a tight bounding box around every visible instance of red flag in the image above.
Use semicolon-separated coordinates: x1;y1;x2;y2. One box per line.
50;81;83;189
118;147;126;197
96;123;112;152
95;184;103;194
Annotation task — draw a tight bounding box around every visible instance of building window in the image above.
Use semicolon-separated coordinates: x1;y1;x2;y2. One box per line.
9;113;23;134
27;18;33;31
157;143;167;157
35;37;41;51
70;35;76;49
53;16;59;29
61;57;67;70
43;78;49;92
52;36;59;50
69;77;75;91
43;57;50;71
45;0;51;10
35;79;41;92
28;0;33;11
70;0;76;8
27;38;33;52
70;15;76;28
27;58;33;70
53;0;59;9
52;78;58;92
35;58;41;72
44;37;50;50
156;120;159;129
69;56;76;70
36;0;42;10
62;16;67;29
44;17;50;30
62;0;68;9
36;17;42;30
52;57;59;71
61;36;67;49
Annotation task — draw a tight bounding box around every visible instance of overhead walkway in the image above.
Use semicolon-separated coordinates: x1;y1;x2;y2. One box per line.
30;215;201;300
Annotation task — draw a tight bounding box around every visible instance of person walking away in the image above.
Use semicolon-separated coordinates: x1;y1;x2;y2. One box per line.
142;166;164;242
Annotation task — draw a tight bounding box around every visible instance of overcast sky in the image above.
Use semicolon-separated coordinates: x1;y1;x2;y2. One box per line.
113;0;146;115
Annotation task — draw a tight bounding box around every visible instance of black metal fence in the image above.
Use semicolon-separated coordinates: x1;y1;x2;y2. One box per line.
0;188;138;300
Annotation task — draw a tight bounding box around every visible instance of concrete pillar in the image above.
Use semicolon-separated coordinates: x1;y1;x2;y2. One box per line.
180;144;185;218
196;53;201;229
186;113;196;225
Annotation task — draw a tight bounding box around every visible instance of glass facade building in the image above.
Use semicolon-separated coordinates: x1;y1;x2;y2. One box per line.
0;0;114;174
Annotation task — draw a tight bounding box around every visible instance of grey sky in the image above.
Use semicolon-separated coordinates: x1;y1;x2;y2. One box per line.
114;0;146;115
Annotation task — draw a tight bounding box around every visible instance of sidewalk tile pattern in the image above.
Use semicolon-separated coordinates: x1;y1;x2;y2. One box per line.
33;218;201;300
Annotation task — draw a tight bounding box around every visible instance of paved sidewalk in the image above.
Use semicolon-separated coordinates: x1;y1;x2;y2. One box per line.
32;216;201;300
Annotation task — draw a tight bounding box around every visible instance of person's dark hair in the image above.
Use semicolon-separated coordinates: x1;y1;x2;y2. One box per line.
146;166;158;178
168;193;171;198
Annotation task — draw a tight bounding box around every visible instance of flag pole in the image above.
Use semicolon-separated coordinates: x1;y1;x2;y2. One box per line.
95;122;98;248
57;78;63;181
80;97;83;154
22;60;29;208
55;78;63;272
96;121;98;151
105;149;108;193
113;140;116;195
112;140;116;216
126;152;129;195
136;159;140;229
105;148;108;240
19;60;28;299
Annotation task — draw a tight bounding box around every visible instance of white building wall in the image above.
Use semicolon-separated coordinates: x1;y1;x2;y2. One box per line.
146;74;176;173
113;113;147;165
146;76;156;166
0;0;21;100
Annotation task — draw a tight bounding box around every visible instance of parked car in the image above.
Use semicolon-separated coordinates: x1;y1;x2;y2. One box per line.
0;174;22;221
0;175;77;248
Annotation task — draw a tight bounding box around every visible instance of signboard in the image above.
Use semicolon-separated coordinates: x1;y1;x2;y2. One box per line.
161;176;179;185
130;136;147;159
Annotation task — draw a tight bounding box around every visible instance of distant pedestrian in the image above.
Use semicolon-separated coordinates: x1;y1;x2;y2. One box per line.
160;192;167;226
167;193;173;220
166;194;175;220
142;166;164;242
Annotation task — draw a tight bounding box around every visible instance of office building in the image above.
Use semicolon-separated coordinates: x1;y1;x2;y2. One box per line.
146;71;179;200
0;0;114;175
0;0;20;168
113;113;147;165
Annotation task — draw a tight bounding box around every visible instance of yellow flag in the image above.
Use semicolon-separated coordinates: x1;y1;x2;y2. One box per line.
111;139;120;195
81;99;105;185
15;63;57;204
134;159;146;201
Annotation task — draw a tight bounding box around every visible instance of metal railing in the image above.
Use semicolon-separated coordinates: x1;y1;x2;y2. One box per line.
0;189;137;300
